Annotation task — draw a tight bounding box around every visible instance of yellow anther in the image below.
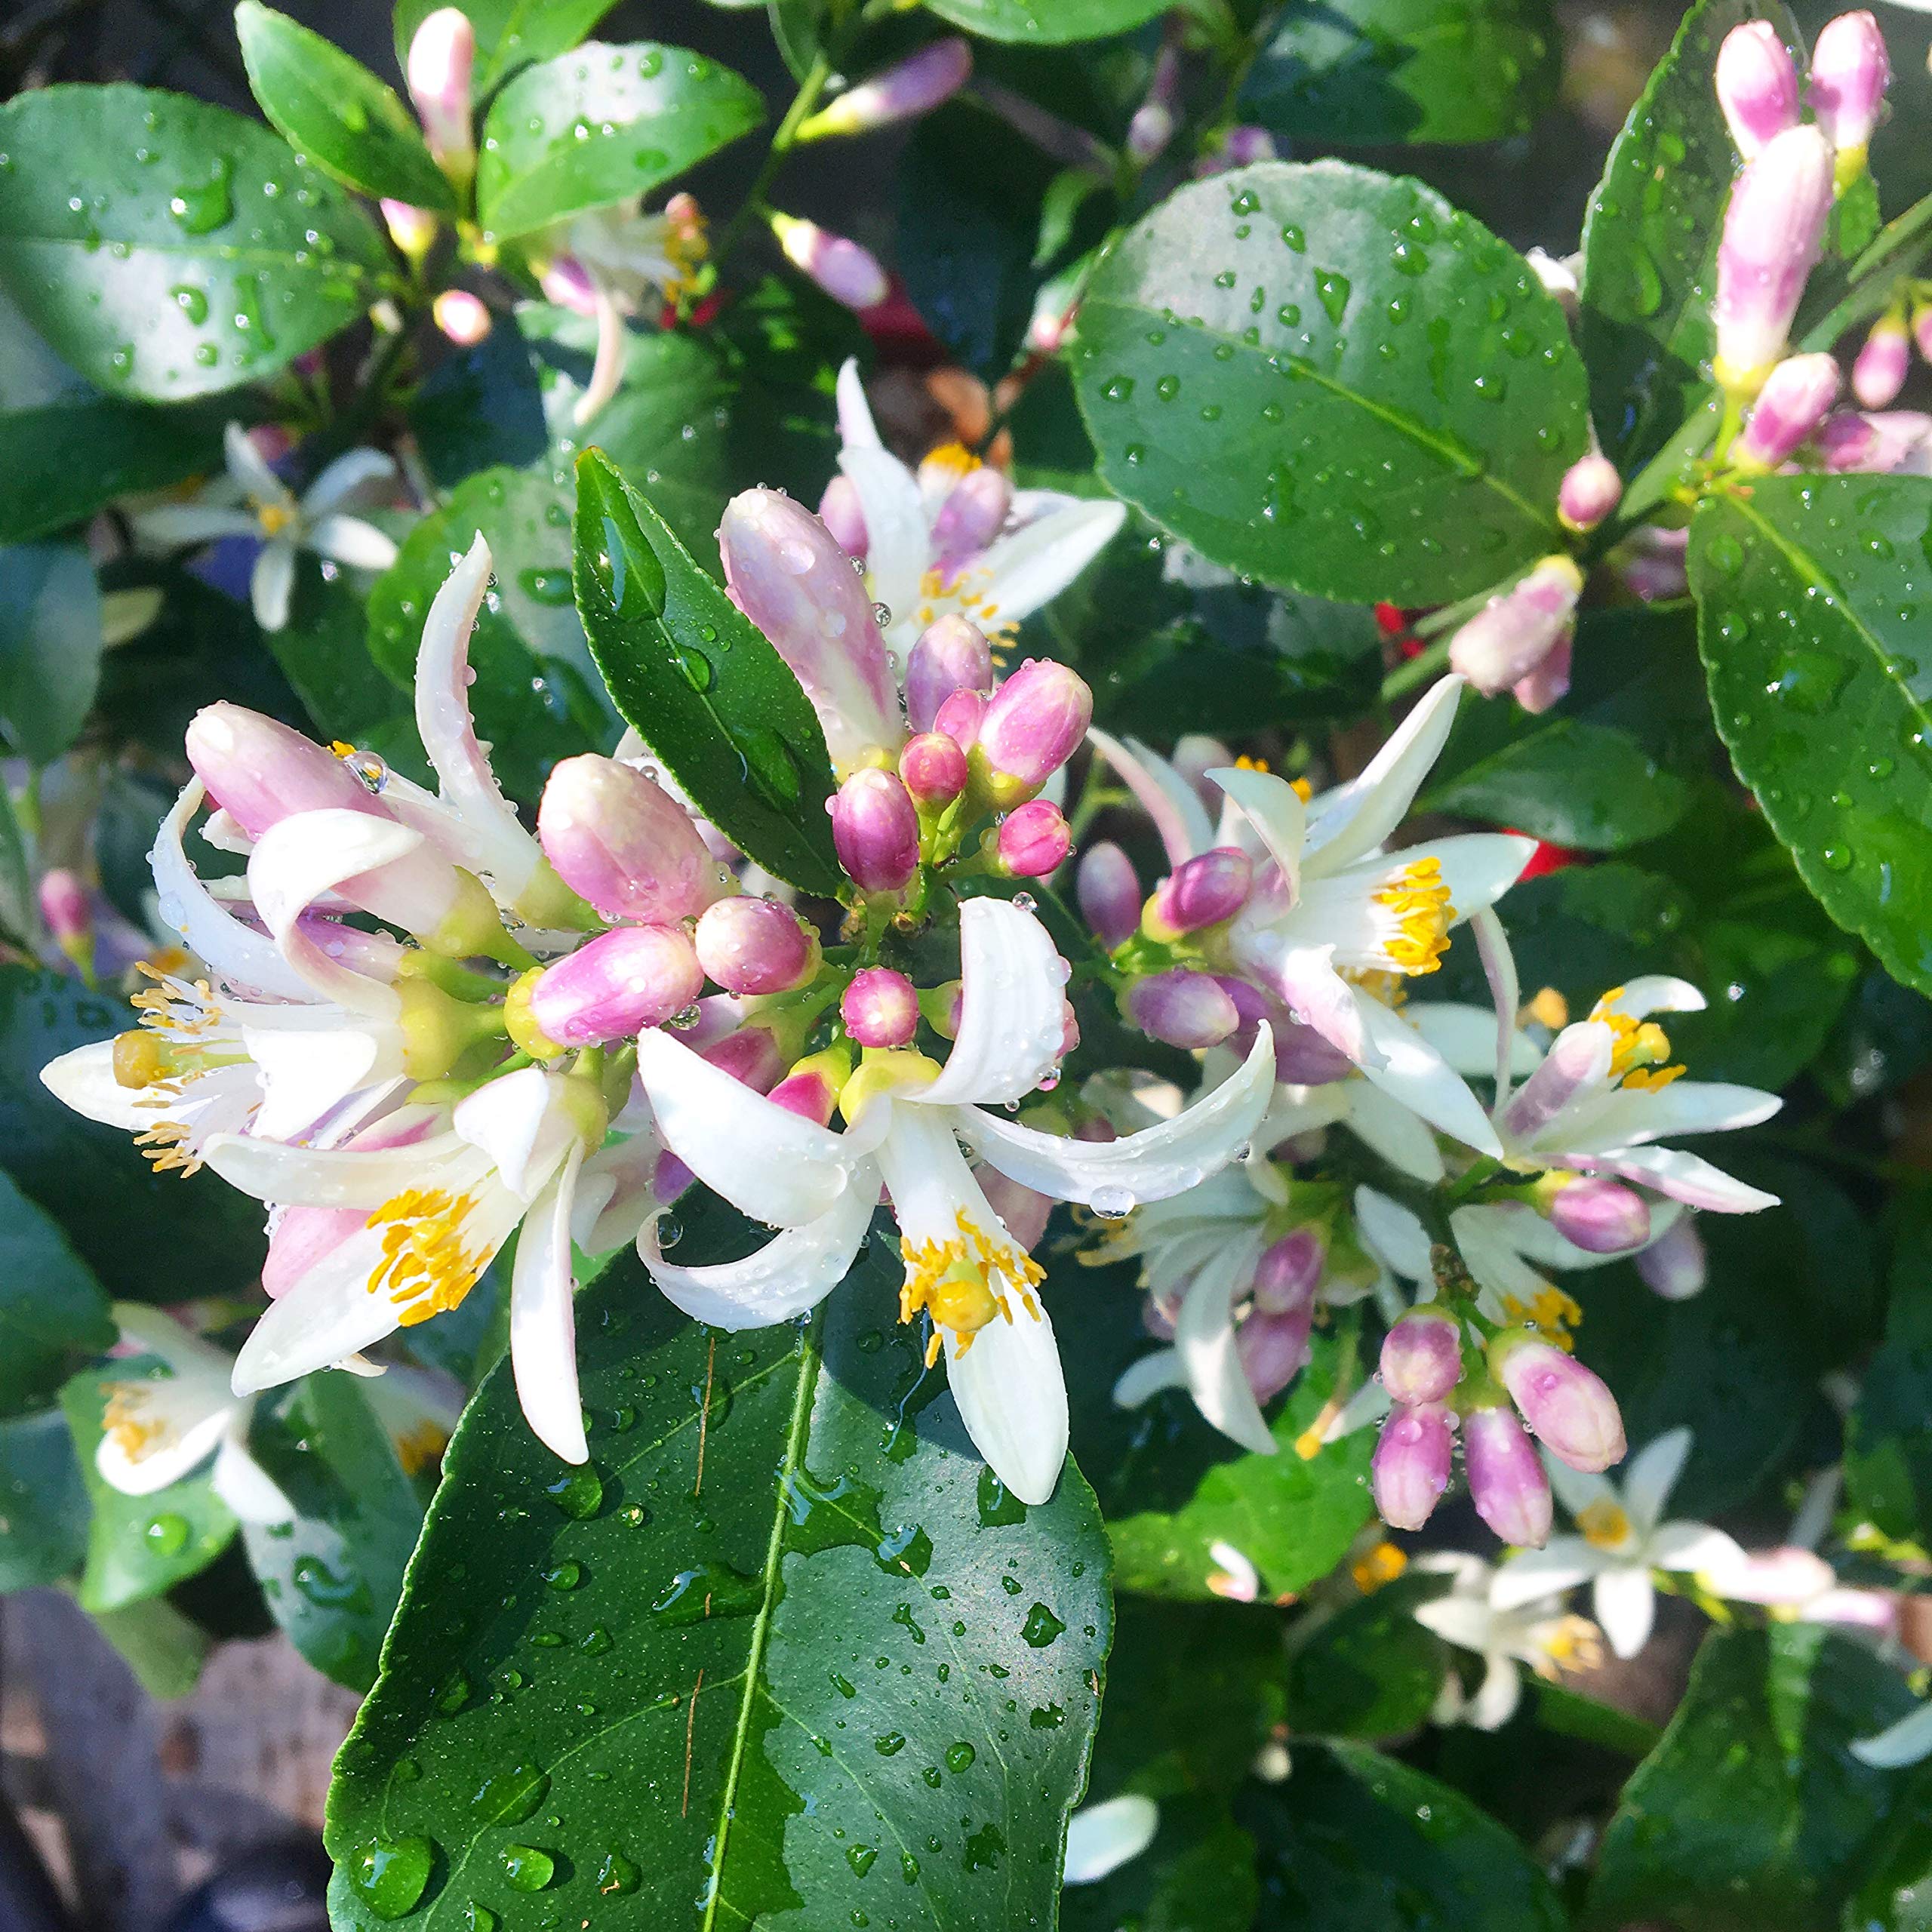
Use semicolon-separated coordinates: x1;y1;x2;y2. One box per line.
920;439;980;482
255;500;296;537
1522;986;1569;1030
1350;1542;1408;1594
365;1188;489;1323
899;1208;1044;1363
112;1028;170;1089
1500;1284;1583;1350
1535;1614;1605;1675
103;1386;168;1460
1590;993;1686;1090
1373;855;1454;974
1578;1498;1632;1551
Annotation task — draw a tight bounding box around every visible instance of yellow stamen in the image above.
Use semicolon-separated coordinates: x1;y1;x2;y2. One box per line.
365;1189;490;1324
1351;1541;1408;1593
1589;990;1687;1091
102;1386;170;1460
1578;1498;1631;1550
255;500;295;537
1500;1284;1583;1350
1373;855;1454;974
921;439;980;483
1522;986;1568;1030
1534;1614;1605;1675
899;1208;1044;1365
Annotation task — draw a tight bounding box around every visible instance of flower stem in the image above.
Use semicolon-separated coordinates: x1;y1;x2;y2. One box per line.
1378;637;1451;703
710;50;840;273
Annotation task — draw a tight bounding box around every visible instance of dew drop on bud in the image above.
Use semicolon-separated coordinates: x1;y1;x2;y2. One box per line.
667;1004;703;1031
871;601;893;627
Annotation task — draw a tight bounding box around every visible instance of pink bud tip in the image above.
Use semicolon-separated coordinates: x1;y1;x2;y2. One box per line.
1715;20;1800;159
432;288;491;346
817;474;869;559
773;214;890;311
38;869;89;946
842;966;920;1048
832;768;921;893
1171;734;1233;800
694;897;820;996
1447;556;1583;697
768;1066;838;1128
1491;1332;1626;1473
1713;125;1835;391
801;37;972;138
929;467;1014;571
1124;968;1240;1050
1253;1228;1322;1316
1854;315;1910;410
1272;1015;1355;1086
1143;845;1252;941
187;702;377;833
1372;1403;1455;1531
906;614;995;733
1077;841;1140;949
997;800;1072;878
702;1023;786;1094
537;754;727;924
1380;1306;1463;1406
381;199;438;258
406;8;476;179
975;658;1094;795
1512;629;1572;715
1548;1177;1651;1254
1809;11;1890;159
1734;352;1842;471
899;731;969;808
528;925;704;1048
1557;453;1623;533
1239;1304;1313;1404
1635;1215;1707;1300
933;687;986;752
538;255;598;317
1463;1404;1553;1546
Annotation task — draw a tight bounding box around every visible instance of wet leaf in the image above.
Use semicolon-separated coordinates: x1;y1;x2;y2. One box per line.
0;395;224;544
1284;1573;1451;1741
1845;1193;1932;1542
0;1406;89;1590
921;0;1168;42
392;0;623;100
0;543;103;764
0;1166;115;1418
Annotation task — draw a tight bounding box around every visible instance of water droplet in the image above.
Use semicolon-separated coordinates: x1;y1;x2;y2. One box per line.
516;566;574;606
544;1466;602;1518
945;1742;977;1773
346;1835;433;1919
143;1512;189;1556
874;1732;906;1755
1091;1183;1135;1220
1021;1602;1066;1647
500;1844;555;1890
596;1850;641;1894
1314;269;1351;324
168;156;232;233
471;1764;550;1826
169;283;208;324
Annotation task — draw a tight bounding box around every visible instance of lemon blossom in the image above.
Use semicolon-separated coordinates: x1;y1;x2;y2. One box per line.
631;894;1277;1503
129;423;398;632
1062;1795;1161;1884
1412;1554;1604;1730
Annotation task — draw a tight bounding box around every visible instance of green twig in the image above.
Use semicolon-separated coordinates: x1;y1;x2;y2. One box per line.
1379;636;1451;704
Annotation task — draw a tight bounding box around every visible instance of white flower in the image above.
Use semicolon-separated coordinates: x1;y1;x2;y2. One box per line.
94;1304;291;1524
1412;1553;1602;1729
631;894;1276;1503
129;423;398;631
1853;1700;1932;1770
832;358;1126;669
1063;1795;1160;1884
1492;1429;1747;1657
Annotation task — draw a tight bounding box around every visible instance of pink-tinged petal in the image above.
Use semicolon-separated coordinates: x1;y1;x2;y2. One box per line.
1503;1021;1615;1145
1176;1240;1277;1457
966;497;1124;628
1567;1145;1780;1213
1208;765;1306;902
1087;728;1214;866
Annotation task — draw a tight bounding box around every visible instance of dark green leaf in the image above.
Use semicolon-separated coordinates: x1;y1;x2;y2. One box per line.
238;3;455;212
392;0;623;100
0;396;224;543
0;1168;115;1418
0;1406;90;1589
1589;1624;1921;1932
325;1246;1112;1929
573;448;842;894
1578;0;1798;472
272;561;423;758
409;319;551;485
1241;0;1560;146
1816;966;1932;1109
1690;473;1932;1000
89;1592;212;1697
921;0;1168;42
0;782;28;945
1286;1573;1450;1740
475;42;764;240
0;543;102;764
1062;1798;1261;1932
1846;1193;1932;1540
0;85;391;400
1072;161;1587;603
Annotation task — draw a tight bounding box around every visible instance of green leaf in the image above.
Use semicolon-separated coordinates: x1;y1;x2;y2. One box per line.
392;0;623;100
1589;1624;1922;1932
241;1375;425;1691
1240;0;1560;146
237;3;455;213
1578;0;1798;472
270;562;423;754
0;84;391;401
1284;1573;1450;1740
325;1246;1112;1929
1072;161;1587;604
0;543;102;764
573;448;842;894
62;1367;236;1613
0;780;29;946
1245;1739;1567;1929
0;1168;115;1417
474;42;764;240
0;1406;90;1589
89;1592;212;1699
1690;473;1932;1001
1062;1798;1261;1932
921;0;1168;42
0;395;225;544
1846;1194;1932;1541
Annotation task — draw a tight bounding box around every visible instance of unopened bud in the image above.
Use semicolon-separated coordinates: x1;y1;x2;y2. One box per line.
694;897;820;995
1126;44;1182;162
432;288;491;346
1491;1331;1626;1473
1713;125;1835;395
1124;968;1240;1049
818;474;868;558
1239;1304;1313;1404
797;38;971;140
934;687;986;751
537;754;727;924
38;868;91;958
1715;20;1800;159
1854;311;1909;409
771;213;890;311
1253;1229;1322;1316
974;658;1094;799
1557;453;1623;533
1815;408;1932;473
906;614;994;732
1195;125;1278;177
381;198;438;259
1463;1404;1553;1546
920;978;964;1039
1380;1306;1463;1406
1547;1176;1651;1254
832;768;921;892
769;1050;848;1128
703;1022;786;1093
929;467;1013;569
1143;846;1252;942
900;732;969;808
996;800;1071;878
1809;11;1890;182
406;8;475;185
1635;1214;1706;1300
842;967;920;1048
1447;556;1582;697
1372;1403;1454;1531
537;254;598;317
526;925;703;1048
1512;630;1572;715
1733;352;1842;470
1078;841;1140;949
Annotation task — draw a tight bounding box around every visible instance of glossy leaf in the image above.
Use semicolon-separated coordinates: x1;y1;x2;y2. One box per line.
1072;161;1587;604
1590;1625;1922;1932
1061;1798;1260;1932
1690;474;1932;1001
0;85;391;400
325;1244;1112;1930
392;0;622;100
1284;1573;1450;1740
1240;0;1560;146
922;0;1167;41
0;783;27;945
1578;0;1798;472
0;396;224;544
0;1167;115;1417
573;448;843;894
0;543;103;764
475;42;764;240
1845;1195;1932;1543
238;3;455;213
0;1406;90;1590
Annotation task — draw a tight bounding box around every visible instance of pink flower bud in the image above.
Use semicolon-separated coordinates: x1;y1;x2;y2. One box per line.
694;897;820;995
1380;1306;1463;1406
406;8;475;183
38;869;89;949
1171;734;1232;800
899;731;969;808
1127;44;1182;162
996;800;1071;878
1463;1404;1552;1546
1809;11;1890;165
1635;1214;1706;1300
1239;1304;1313;1404
1373;1403;1454;1531
528;924;703;1048
538;254;598;317
832;768;921;892
1491;1331;1626;1473
818;475;869;559
1143;846;1252;942
768;1063;839;1128
978;1166;1054;1251
771;214;890;311
1557;453;1623;533
798;37;972;139
921;978;964;1039
1124;968;1240;1049
1916;306;1932;365
1734;352;1842;470
929;468;1013;570
1713;125;1835;392
1715;20;1800;159
1512;629;1572;715
432;288;491;346
1815;408;1932;473
1548;1177;1651;1254
381;199;438;258
537;754;725;924
1195;125;1278;177
702;1022;786;1093
1854;312;1909;409
720;488;897;771
906;614;994;732
1448;555;1583;697
975;658;1094;796
842;966;920;1048
1272;1015;1354;1085
1253;1229;1322;1315
1078;841;1140;949
934;687;986;751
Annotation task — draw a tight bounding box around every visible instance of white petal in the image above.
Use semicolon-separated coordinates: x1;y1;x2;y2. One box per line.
1601;977;1706;1020
1087;729;1214;867
1490;1542;1598;1611
1571;1145;1780;1213
128;504;258;548
224;420;289;504
1208;764;1307;900
573;278;628;426
840;443;929;641
112;1303;235;1378
511;1151;589;1463
1449;1203;1552;1319
241;1021;393;1142
251;540;296;632
960;1026;1275;1208
210;1424;295;1524
306;514;398;574
1112;1346;1188;1407
1414;1595;1502;1654
1063;1796;1159;1885
300;446;395;517
1174;1239;1276;1456
1556;1079;1783;1153
1621;1427;1692;1533
942;1289;1069;1506
1593;1565;1657;1658
1343;1079;1445;1183
1851;1700;1932;1770
1469;907;1523;1106
633;1027;852;1227
95;1398;229;1495
970;497;1124;627
41;1042;157;1131
1352;1185;1433;1281
835;356;883;450
453;1064;575;1202
911;897;1067;1107
1262;945;1369;1063
1648;1521;1747;1578
1469;1657;1525;1730
1421;832;1537;924
1303;674;1463;872
1409;996;1540;1079
1355;995;1503;1156
202;1129;474;1208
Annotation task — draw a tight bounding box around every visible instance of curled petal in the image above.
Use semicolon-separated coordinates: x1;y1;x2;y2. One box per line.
1175;1239;1276;1456
1208;764;1307;900
912;896;1068;1107
1087;728;1214;867
511;1149;589;1464
1303;675;1464;873
942;1285;1069;1506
